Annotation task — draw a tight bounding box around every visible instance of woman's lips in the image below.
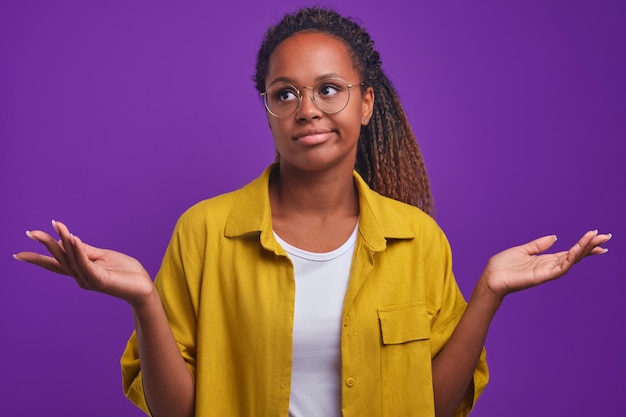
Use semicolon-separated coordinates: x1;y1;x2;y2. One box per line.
294;129;333;145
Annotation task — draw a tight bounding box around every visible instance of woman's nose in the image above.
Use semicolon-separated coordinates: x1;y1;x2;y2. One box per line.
295;87;322;120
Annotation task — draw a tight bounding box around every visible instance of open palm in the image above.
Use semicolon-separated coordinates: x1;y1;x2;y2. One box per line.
483;230;611;299
15;220;154;307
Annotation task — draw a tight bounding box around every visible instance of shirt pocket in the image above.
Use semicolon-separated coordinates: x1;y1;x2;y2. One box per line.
377;301;431;344
377;302;435;417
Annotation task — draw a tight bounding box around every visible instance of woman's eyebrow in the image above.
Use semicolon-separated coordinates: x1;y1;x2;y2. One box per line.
266;73;348;87
314;73;346;82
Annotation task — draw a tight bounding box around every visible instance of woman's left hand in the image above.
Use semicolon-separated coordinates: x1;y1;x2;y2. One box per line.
480;230;612;301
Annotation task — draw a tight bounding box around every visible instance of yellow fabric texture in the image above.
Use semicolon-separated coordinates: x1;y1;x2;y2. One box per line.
121;165;488;416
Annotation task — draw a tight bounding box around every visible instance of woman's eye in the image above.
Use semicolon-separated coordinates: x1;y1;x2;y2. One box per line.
276;89;298;102
318;84;340;97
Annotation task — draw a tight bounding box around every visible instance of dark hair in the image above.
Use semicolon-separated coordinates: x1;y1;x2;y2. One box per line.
254;7;434;215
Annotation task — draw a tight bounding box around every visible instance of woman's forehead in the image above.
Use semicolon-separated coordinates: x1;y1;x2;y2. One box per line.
265;32;358;86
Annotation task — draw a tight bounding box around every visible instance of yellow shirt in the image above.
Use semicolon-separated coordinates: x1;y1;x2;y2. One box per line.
121;165;488;416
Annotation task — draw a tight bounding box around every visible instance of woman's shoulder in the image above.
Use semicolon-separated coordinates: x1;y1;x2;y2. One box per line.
176;186;251;228
361;183;441;231
176;168;272;229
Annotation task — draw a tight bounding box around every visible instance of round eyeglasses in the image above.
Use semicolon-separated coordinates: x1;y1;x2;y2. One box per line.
261;79;364;118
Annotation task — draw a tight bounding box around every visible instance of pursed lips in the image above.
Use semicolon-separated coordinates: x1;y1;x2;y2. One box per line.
293;128;333;143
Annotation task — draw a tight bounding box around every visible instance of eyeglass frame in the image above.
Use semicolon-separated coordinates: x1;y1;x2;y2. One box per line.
260;79;365;118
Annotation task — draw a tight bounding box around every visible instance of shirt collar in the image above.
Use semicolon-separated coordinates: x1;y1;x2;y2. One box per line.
224;164;416;252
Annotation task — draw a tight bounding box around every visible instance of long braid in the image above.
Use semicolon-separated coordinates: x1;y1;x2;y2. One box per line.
358;75;434;215
254;7;435;216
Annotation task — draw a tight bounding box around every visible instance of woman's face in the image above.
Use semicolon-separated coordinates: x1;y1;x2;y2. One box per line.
264;31;374;174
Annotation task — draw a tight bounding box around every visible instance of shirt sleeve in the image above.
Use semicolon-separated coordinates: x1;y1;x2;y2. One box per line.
120;211;203;415
426;229;489;417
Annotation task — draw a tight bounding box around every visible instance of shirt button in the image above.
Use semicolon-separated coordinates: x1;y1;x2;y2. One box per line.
343;317;350;327
345;377;355;387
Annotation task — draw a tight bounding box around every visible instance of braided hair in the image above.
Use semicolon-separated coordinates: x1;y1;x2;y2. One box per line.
254;7;434;215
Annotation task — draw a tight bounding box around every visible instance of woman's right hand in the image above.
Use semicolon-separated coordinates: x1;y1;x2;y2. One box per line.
14;220;154;308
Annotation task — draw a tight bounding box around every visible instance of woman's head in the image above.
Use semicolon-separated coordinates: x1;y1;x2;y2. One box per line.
254;7;434;215
254;7;380;96
262;31;375;176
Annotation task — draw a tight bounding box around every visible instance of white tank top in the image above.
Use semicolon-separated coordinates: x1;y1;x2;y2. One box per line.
274;223;358;417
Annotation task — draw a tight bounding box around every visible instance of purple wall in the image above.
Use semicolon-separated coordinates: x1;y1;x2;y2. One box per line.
2;1;624;416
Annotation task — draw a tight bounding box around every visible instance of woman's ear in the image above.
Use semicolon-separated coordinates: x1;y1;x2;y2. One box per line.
361;86;375;125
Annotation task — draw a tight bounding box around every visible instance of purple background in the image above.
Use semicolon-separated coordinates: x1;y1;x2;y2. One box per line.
2;1;624;416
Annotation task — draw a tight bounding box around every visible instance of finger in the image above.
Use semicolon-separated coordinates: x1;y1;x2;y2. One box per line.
589;246;609;255
521;235;558;255
589;232;612;249
13;252;69;275
573;230;611;260
25;229;73;273
565;242;581;265
70;234;102;287
52;220;83;277
579;229;600;247
579;232;612;257
51;221;107;262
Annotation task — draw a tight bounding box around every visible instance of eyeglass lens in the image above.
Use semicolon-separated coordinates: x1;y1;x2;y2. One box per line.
264;79;352;117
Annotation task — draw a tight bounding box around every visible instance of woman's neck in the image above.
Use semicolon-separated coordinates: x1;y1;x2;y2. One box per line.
269;162;360;252
270;162;359;218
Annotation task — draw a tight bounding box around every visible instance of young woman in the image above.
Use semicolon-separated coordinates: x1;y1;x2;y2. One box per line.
14;7;611;417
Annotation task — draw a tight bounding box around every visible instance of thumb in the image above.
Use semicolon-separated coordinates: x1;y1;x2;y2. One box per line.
520;235;558;256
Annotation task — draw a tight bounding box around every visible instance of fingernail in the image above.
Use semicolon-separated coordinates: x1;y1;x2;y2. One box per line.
26;230;36;240
553;235;558;242
602;248;609;254
607;233;613;240
593;229;599;236
12;254;22;261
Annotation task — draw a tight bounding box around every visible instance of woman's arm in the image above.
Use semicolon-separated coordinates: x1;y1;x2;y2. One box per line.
14;220;195;417
131;288;195;417
431;230;611;417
